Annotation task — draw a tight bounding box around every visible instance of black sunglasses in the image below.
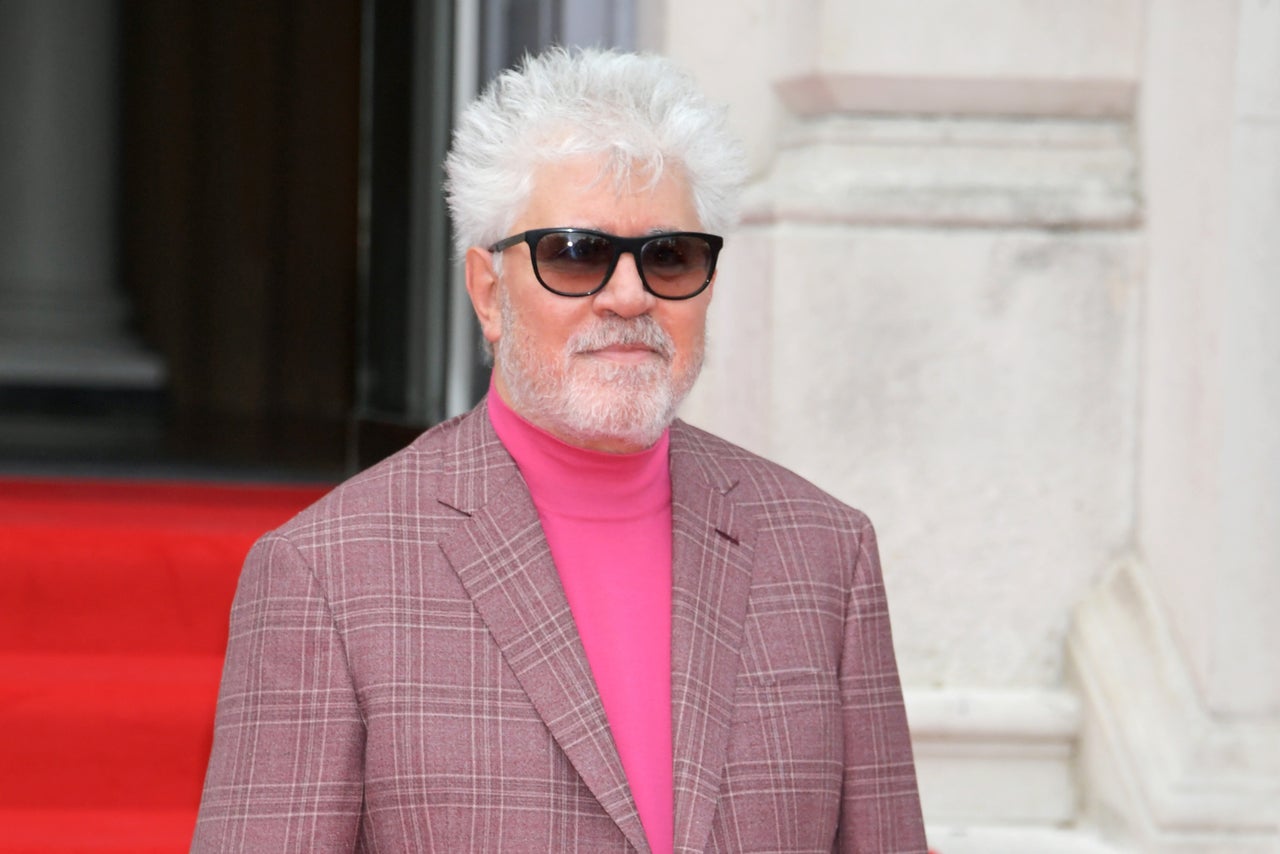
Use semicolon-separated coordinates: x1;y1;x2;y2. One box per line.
488;228;723;300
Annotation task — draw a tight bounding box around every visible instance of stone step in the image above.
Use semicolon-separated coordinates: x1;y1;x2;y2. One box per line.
928;825;1131;854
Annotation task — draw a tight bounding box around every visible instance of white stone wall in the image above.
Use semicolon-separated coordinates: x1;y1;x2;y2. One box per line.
1069;1;1280;851
648;0;1280;850
1137;0;1280;720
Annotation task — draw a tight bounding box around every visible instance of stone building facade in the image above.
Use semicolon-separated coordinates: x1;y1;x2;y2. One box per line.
654;1;1280;851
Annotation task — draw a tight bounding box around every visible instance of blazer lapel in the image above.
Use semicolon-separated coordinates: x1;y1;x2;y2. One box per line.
435;404;649;852
667;422;755;854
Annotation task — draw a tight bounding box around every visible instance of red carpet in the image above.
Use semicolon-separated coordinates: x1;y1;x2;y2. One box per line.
0;477;330;853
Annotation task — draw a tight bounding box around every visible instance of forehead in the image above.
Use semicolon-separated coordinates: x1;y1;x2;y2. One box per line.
518;156;701;234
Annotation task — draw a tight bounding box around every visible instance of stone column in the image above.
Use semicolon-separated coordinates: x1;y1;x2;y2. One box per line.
1070;1;1280;850
0;0;162;387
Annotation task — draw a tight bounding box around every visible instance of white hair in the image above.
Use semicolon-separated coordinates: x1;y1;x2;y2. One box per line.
444;46;747;259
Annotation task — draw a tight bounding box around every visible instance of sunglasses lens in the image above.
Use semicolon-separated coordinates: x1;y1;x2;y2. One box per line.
639;235;714;298
525;230;718;298
533;231;614;294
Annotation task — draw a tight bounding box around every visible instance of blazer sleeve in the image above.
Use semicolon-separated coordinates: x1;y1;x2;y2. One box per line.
837;516;928;853
191;533;365;853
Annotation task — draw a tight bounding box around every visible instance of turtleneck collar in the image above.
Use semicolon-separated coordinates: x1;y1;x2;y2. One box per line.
486;384;671;521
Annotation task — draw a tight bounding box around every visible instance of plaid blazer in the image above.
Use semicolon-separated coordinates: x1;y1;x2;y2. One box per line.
192;400;925;853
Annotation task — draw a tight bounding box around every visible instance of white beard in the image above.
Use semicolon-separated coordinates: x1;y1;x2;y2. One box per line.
494;288;703;450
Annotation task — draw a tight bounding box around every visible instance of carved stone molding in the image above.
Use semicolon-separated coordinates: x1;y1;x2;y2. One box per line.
1068;561;1280;852
906;688;1080;826
744;114;1139;230
775;72;1137;120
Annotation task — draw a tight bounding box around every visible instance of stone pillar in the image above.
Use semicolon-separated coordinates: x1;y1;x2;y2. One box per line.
1070;1;1280;850
0;0;162;387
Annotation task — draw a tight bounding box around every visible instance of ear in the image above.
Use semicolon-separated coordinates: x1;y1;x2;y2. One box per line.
465;246;503;344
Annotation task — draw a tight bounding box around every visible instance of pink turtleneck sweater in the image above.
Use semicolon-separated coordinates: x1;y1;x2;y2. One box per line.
487;390;674;854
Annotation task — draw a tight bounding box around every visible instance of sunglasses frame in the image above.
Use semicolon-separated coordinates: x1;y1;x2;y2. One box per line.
488;227;723;300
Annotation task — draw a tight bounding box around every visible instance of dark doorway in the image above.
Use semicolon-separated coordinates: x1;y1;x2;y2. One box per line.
119;2;363;478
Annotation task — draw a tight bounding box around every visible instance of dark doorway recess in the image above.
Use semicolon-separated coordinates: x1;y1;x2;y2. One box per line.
120;1;363;478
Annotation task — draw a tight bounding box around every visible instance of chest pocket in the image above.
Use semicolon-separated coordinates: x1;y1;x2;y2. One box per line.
732;667;839;722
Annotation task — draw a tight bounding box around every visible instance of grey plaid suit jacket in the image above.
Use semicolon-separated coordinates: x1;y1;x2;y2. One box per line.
192;400;926;853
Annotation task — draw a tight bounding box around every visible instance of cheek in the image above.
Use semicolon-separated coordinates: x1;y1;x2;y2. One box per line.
666;308;708;357
502;288;569;352
526;313;580;360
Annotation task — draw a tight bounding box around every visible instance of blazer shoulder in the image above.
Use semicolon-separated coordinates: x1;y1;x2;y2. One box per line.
271;404;490;543
670;420;872;532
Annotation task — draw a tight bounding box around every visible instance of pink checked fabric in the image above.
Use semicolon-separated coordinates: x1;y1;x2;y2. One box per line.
192;399;926;852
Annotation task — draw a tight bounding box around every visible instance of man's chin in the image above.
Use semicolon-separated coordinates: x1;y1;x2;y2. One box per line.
559;382;678;449
495;356;697;451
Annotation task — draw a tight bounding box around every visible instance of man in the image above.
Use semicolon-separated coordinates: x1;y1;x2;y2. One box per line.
193;47;925;852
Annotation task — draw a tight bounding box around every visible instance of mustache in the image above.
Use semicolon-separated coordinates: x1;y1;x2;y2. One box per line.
569;315;674;361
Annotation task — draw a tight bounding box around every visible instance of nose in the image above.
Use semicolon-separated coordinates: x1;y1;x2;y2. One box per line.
591;250;655;318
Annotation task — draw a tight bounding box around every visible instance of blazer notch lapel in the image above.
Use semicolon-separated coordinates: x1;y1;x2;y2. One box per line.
439;472;650;853
669;454;755;854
